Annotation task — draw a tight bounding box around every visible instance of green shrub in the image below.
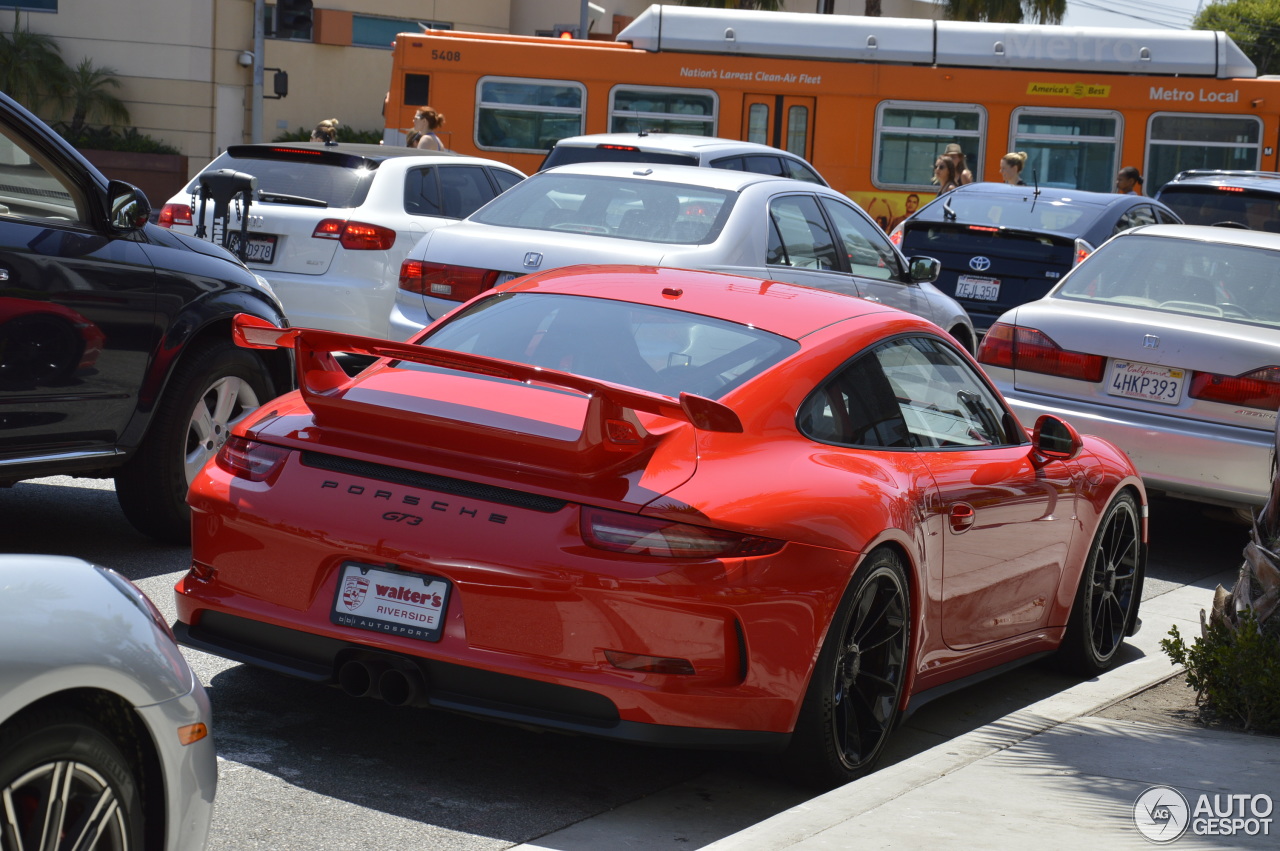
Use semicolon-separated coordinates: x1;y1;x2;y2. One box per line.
59;124;180;155
272;126;383;144
1162;613;1280;734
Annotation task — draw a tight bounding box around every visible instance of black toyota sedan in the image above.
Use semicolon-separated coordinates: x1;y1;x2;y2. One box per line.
0;91;292;543
889;183;1181;333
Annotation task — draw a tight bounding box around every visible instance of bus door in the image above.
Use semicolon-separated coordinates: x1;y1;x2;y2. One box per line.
743;94;815;162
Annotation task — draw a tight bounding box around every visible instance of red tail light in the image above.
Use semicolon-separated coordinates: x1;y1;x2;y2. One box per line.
888;226;904;246
581;506;783;558
215;436;290;482
313;219;396;250
1189;366;1280;410
398;259;500;302
157;203;192;228
968;225;999;234
977;322;1105;382
1073;238;1095;267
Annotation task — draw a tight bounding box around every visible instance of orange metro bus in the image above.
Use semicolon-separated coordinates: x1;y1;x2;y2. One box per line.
385;3;1279;227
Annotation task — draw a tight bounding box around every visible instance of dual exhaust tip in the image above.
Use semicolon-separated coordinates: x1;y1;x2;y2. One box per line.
337;655;427;707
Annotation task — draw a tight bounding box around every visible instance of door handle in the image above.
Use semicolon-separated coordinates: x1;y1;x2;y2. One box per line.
949;503;975;532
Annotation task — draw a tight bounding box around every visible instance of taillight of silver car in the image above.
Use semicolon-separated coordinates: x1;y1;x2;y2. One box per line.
398;259;500;302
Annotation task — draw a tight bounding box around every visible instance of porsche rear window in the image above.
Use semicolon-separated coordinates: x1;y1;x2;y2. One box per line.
1056;233;1280;327
469;174;735;244
414;292;798;399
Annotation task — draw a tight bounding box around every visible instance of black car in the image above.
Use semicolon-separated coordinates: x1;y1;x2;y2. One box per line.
0;92;292;543
889;183;1181;332
1154;169;1280;230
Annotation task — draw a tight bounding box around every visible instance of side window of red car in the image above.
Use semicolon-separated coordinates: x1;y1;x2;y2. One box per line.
798;348;912;448
799;335;1018;449
872;336;1016;449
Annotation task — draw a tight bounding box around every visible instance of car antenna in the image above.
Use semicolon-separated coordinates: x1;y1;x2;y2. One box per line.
943;193;957;222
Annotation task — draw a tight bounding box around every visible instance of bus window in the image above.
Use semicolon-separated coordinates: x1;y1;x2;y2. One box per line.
746;103;769;145
786;105;809;158
874;102;984;190
476;77;585;153
609;86;718;135
1011;108;1121;193
1145;114;1262;191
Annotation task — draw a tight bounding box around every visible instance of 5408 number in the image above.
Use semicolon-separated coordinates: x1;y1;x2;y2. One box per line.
432;49;461;61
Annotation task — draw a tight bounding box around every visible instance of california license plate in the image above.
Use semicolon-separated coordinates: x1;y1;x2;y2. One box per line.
225;232;278;264
330;562;450;642
955;275;1001;301
1107;360;1185;405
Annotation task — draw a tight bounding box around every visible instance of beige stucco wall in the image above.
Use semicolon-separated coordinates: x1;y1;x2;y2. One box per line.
12;0;940;178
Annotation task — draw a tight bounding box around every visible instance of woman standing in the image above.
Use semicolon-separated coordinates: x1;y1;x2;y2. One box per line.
413;107;446;150
932;157;960;194
1000;151;1028;186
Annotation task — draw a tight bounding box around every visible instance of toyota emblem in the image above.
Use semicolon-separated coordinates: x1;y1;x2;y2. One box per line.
969;256;992;272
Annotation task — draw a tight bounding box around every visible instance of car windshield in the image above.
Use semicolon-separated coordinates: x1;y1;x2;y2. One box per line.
413;291;799;399
1055;233;1280;327
1157;187;1280;229
469;174;735;244
920;192;1097;233
182;149;377;208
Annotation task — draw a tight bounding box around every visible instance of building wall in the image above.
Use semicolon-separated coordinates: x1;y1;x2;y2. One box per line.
11;0;941;178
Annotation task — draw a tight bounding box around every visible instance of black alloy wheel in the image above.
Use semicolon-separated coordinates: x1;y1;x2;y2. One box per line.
785;548;910;788
1060;491;1142;675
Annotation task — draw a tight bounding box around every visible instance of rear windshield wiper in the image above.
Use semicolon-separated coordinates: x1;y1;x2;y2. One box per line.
257;191;328;207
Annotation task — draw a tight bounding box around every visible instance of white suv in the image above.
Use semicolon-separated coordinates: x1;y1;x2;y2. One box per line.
539;132;828;185
159;142;525;338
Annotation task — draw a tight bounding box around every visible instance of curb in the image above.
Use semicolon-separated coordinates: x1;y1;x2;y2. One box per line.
700;571;1232;850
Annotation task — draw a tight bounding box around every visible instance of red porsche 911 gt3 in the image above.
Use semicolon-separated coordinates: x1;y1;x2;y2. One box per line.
174;265;1146;788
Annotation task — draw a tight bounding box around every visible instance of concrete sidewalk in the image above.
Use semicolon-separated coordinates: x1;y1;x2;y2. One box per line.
703;572;1280;850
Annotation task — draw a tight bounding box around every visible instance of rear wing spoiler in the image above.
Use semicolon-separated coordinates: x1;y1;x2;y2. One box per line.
232;314;742;434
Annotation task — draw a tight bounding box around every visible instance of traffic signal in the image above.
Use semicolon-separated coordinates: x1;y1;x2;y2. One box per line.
276;0;313;39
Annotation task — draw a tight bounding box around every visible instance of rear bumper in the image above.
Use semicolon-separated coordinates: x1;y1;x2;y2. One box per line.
173;612;788;751
999;387;1274;509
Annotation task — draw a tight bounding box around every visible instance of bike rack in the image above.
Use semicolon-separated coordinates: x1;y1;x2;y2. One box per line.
193;169;258;263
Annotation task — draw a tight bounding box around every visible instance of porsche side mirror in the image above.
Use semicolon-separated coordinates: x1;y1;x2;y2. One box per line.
1033;414;1083;460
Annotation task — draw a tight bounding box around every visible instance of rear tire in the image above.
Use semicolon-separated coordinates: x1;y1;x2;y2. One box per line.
1058;490;1142;675
784;548;911;789
117;338;272;544
0;710;144;851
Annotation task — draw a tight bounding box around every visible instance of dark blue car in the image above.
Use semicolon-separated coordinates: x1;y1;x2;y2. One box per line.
890;183;1181;332
0;92;292;542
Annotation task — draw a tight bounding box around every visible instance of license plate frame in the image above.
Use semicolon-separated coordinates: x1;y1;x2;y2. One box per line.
330;562;450;642
225;232;278;264
1106;360;1185;406
955;275;1001;302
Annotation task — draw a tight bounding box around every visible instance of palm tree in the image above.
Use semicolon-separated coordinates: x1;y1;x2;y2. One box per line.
0;11;68;112
943;0;1067;25
60;58;130;138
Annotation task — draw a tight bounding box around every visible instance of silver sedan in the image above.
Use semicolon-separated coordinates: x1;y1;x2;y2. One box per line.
0;555;216;850
977;224;1280;515
390;162;974;350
